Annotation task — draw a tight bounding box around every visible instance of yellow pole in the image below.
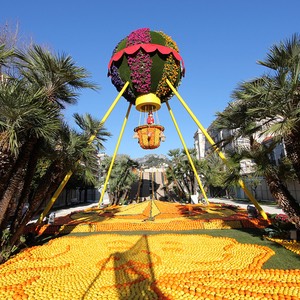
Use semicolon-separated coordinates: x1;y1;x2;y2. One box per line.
87;82;130;144
36;82;130;224
136;170;143;202
98;103;132;207
166;101;209;204
36;170;73;224
166;79;268;220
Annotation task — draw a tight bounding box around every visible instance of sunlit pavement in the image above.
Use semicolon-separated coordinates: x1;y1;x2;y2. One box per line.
46;198;285;220
207;198;284;215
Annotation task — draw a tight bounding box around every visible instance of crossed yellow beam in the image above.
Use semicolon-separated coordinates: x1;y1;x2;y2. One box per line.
98;103;132;207
37;78;267;224
166;100;209;204
36;82;130;224
166;79;268;220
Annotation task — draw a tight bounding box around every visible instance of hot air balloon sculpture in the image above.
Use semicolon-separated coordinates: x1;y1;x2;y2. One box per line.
37;28;268;220
108;28;185;149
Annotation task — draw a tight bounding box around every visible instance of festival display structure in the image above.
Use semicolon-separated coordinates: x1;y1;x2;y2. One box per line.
101;28;208;203
94;28;207;204
108;28;184;149
37;28;268;224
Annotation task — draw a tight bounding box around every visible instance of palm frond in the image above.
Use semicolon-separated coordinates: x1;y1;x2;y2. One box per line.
14;45;99;109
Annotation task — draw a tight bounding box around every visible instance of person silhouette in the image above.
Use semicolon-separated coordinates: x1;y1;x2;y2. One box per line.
147;111;154;125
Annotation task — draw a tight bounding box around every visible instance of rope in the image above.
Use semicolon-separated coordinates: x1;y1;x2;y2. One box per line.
155;110;160;125
138;110;142;126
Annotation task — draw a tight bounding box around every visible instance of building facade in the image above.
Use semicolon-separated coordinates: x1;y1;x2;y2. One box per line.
193;125;300;202
193;129;206;160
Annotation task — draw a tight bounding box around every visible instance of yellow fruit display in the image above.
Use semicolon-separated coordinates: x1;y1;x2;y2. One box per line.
0;234;299;299
34;200;269;235
267;237;300;255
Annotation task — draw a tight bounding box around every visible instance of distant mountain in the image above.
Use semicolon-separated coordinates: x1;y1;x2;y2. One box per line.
134;154;170;168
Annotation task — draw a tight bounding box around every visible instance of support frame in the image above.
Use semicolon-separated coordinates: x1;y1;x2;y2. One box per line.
166;79;268;220
36;82;130;224
166;100;209;204
98;103;132;207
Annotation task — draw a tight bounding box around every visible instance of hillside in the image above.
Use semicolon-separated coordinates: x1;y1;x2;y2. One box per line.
134;154;170;168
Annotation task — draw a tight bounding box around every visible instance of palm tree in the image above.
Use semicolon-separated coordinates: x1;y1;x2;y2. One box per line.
0;44;98;216
255;34;300;183
0;45;101;262
166;148;200;201
197;151;230;198
0;43;14;81
100;155;138;205
166;149;186;199
179;149;200;197
0;44;16;199
215;34;300;227
248;140;300;228
7;114;111;249
0;79;61;225
0;49;97;223
220;34;300;181
15;45;98;108
230;138;300;228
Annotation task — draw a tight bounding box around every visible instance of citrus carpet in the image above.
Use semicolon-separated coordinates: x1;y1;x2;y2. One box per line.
1;200;299;299
26;200;269;235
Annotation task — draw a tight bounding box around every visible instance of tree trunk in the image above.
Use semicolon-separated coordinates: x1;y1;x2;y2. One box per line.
0;132;19;201
84;188;88;203
9;143;40;234
9;160;67;246
0;149;16;201
189;174;195;195
0;200;17;230
266;173;300;229
0;138;36;228
65;189;69;207
284;128;300;184
182;177;189;195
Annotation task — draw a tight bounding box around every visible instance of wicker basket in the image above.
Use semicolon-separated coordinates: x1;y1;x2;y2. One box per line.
134;125;165;149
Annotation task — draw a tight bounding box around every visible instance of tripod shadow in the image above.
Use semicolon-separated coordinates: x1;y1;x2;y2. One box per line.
82;235;164;299
114;235;162;299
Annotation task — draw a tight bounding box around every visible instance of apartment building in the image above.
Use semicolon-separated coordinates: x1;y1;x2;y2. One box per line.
193;125;300;202
193;129;206;160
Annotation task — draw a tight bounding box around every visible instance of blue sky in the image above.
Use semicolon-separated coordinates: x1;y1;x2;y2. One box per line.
2;0;299;159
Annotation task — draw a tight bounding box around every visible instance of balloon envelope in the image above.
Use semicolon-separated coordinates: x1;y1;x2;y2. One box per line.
108;28;185;110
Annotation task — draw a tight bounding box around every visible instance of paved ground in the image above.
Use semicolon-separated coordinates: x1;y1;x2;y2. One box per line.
49;202;97;218
29;202;98;223
39;198;284;221
207;198;284;215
